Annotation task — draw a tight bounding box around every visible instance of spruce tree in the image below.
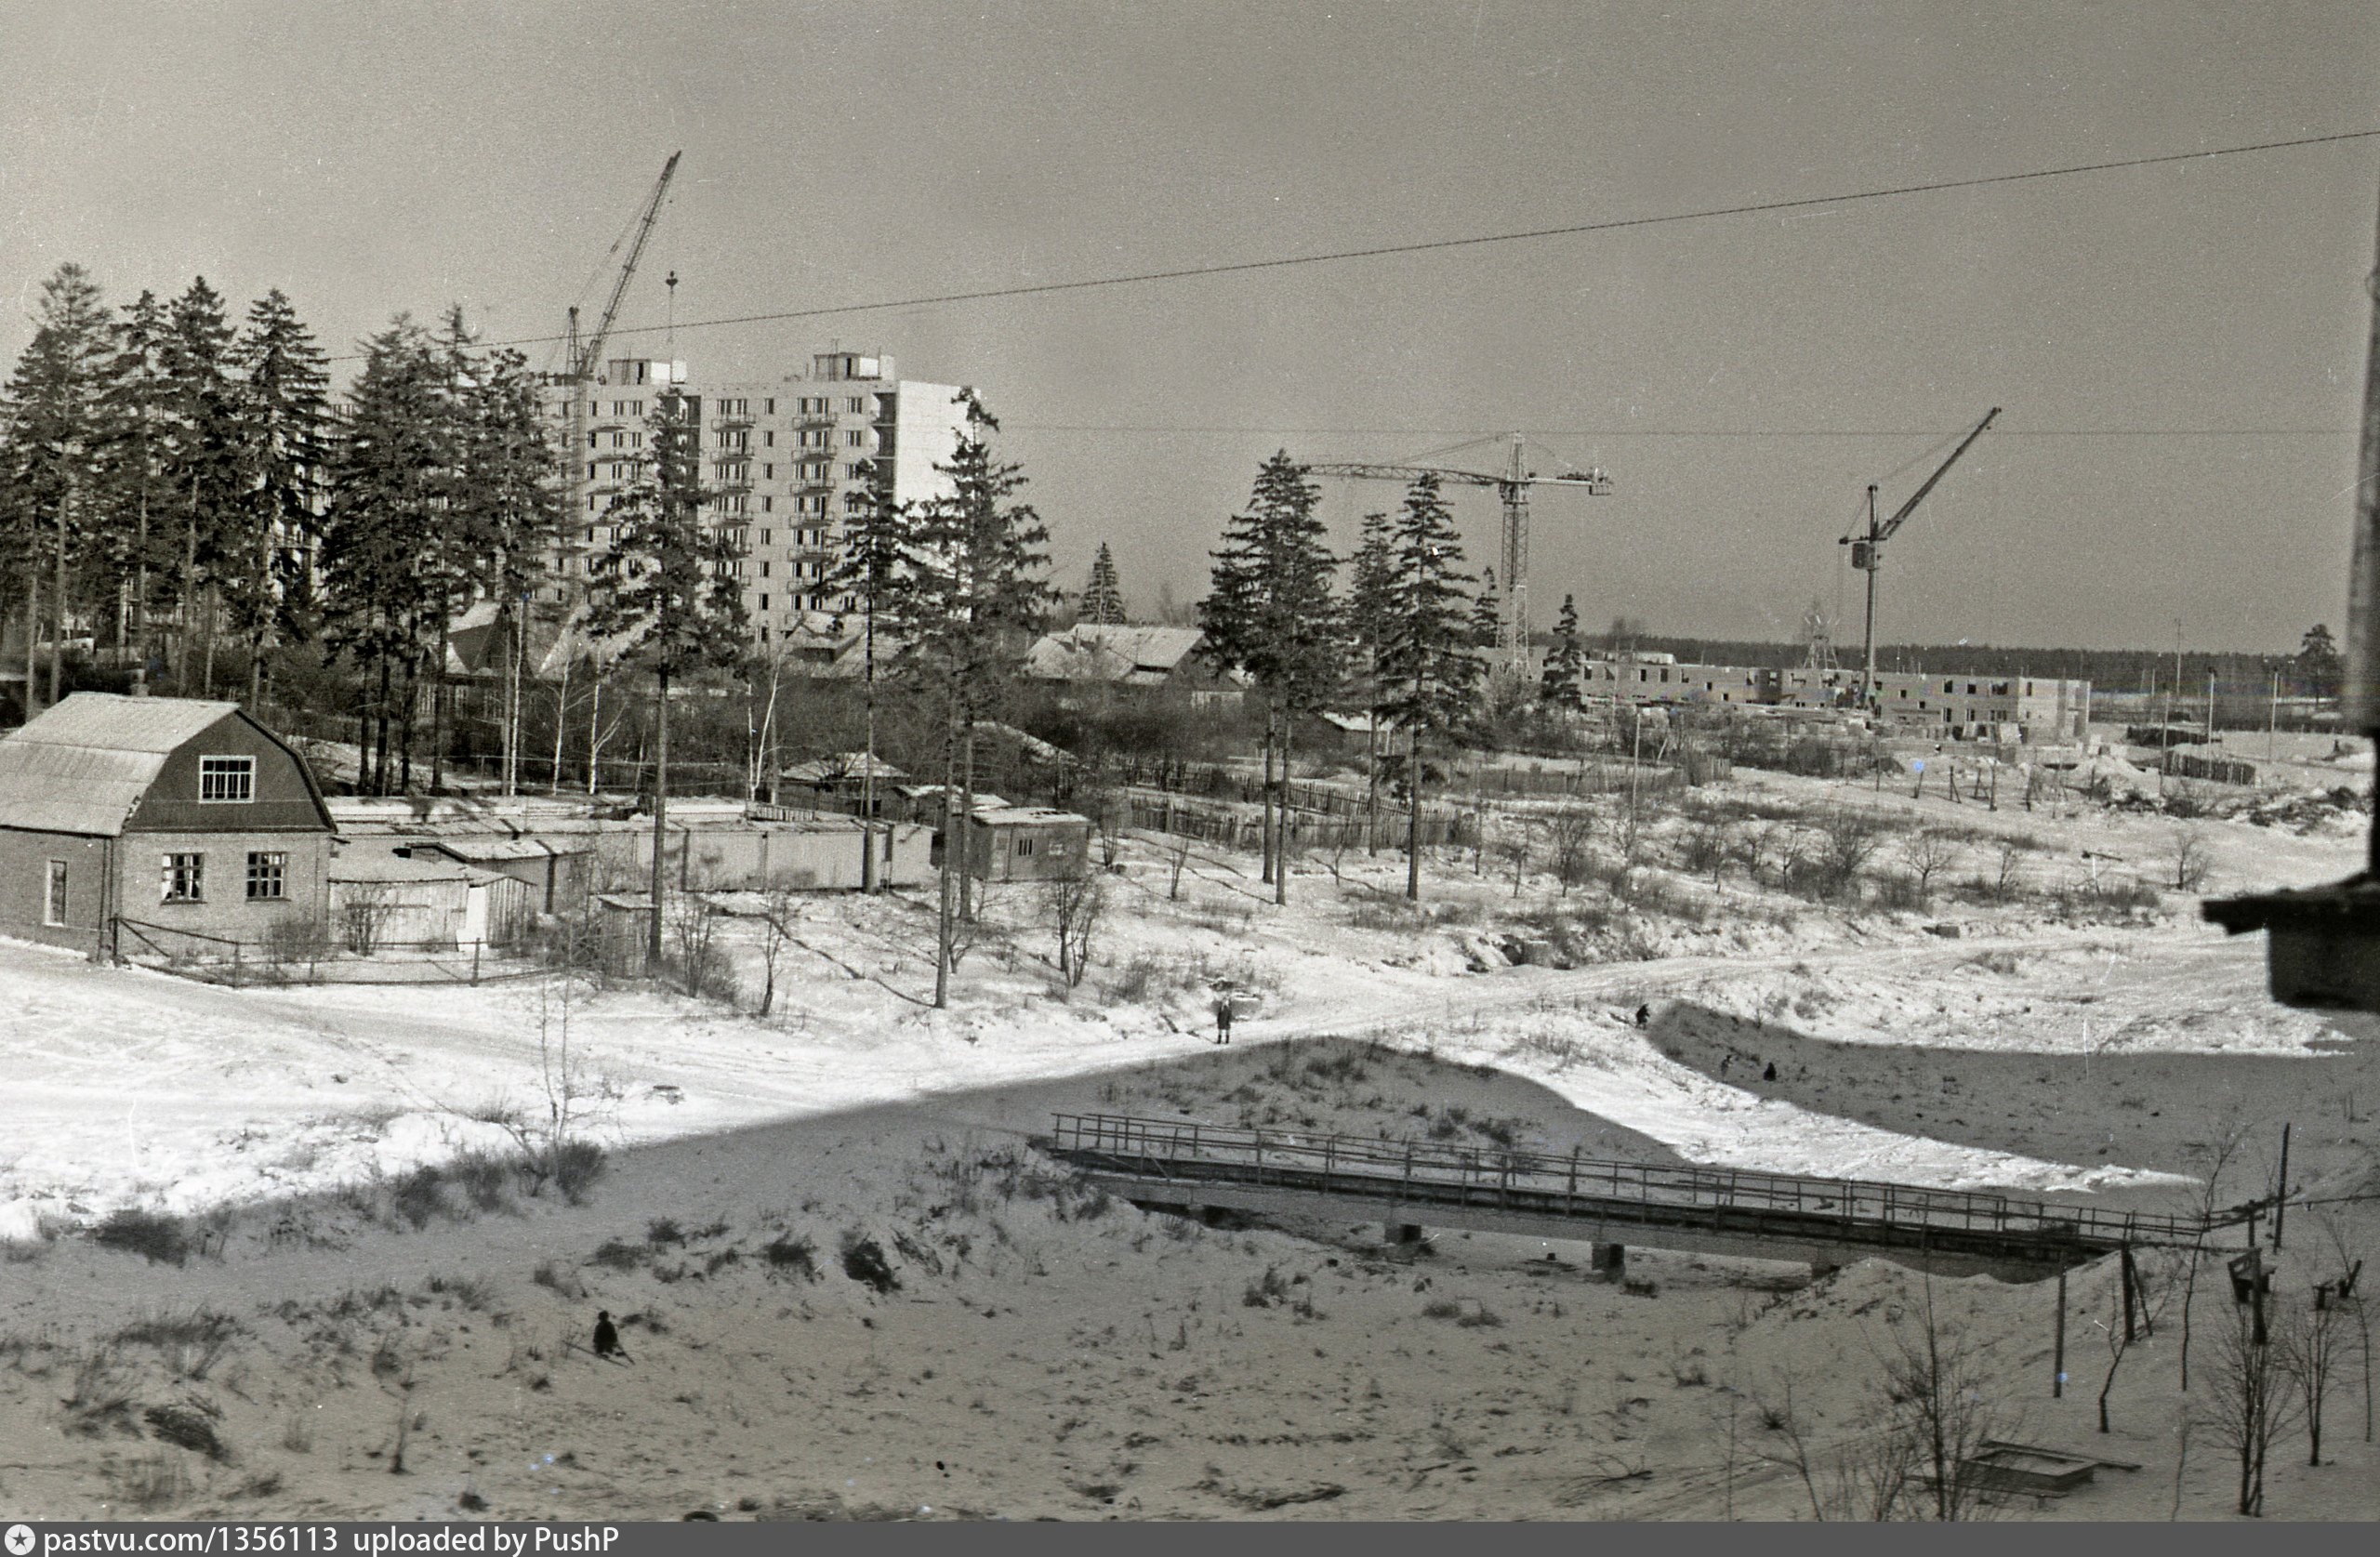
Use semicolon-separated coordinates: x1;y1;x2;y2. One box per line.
1197;451;1339;903
1078;541;1127;624
451;339;561;795
322;317;452;792
824;485;915;889
1376;472;1481;901
161;277;245;694
94;291;176;674
229;288;331;701
585;386;748;966
1345;509;1398;854
1469;567;1502;652
1540;592;1586;709
2;263;112;712
872;391;1055;1005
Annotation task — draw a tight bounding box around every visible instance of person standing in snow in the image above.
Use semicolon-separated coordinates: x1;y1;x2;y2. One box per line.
1214;997;1234;1045
593;1310;631;1363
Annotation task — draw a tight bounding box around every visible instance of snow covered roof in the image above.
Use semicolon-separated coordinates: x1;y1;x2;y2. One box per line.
781;752;910;785
1023;624;1205;685
328;844;500;885
0;693;245;837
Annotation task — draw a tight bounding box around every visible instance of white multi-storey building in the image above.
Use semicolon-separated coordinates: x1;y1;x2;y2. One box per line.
545;350;972;649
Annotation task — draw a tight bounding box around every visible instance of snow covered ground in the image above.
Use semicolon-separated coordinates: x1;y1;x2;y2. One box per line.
4;763;2366;1237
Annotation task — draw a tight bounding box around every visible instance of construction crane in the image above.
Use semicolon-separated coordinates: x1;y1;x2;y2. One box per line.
559;152;682;586
1839;406;2001;712
1310;433;1612;674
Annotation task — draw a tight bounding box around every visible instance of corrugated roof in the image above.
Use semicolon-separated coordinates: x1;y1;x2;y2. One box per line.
0;693;242;837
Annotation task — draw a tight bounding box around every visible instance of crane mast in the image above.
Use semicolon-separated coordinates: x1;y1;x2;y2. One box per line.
560;152;682;594
1310;436;1612;675
1840;405;2001;713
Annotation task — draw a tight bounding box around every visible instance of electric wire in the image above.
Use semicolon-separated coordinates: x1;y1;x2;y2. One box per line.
330;125;2380;363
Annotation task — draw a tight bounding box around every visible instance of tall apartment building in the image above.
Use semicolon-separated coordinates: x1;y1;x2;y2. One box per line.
544;350;971;649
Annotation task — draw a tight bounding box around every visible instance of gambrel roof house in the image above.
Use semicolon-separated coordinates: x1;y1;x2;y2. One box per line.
0;693;336;958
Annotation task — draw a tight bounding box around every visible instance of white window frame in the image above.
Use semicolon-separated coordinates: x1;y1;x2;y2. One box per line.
44;860;67;927
245;851;287;903
198;755;256;803
162;852;205;904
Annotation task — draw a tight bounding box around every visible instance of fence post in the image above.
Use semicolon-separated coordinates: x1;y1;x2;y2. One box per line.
471;941;483;986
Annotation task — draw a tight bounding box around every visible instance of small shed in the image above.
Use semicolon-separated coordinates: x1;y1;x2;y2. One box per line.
954;804;1096;883
1960;1440;2139;1498
778;752;908;817
327;843;530;954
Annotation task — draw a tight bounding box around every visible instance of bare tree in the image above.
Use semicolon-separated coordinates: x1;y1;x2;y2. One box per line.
1542;806;1595;897
1989;838;2027;904
1813;807;1888;902
1167;838;1190;902
2175;1120;2246;1393
1042;864;1105;988
1900;828;1958;906
2095;1249;2174;1434
1876;1284;2014;1521
2204;1296;2303;1515
754;889;799;1017
2280;1284;2349;1466
2170;827;2214;892
338;881;396;956
2308;1208;2372;1445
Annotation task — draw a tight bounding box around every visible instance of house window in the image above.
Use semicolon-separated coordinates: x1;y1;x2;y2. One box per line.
45;861;67;926
162;852;204;903
846;397;866;413
199;756;256;803
245;851;286;902
843;430;866;447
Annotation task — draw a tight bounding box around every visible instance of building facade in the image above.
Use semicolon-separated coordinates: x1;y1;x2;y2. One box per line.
1569;654;2090;740
0;693;337;958
546;350;971;651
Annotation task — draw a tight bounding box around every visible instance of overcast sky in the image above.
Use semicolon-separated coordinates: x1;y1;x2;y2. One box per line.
5;0;2375;653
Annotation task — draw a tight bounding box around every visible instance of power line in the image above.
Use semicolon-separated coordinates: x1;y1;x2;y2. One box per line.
1000;425;2358;438
340;125;2380;363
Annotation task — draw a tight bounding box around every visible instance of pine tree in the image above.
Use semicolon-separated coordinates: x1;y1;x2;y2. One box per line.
322;317;454;793
1197;451;1340;902
872;391;1055;1006
449;338;561;795
160;277;245;695
585;385;749;967
2;263;113;713
1346;509;1398;854
229;288;331;701
1078;541;1128;624
93;290;176;673
823;485;915;890
1540;592;1585;709
1469;567;1502;652
1376;472;1481;902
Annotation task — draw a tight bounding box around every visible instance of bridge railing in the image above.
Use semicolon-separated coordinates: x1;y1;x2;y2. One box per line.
1044;1113;2220;1248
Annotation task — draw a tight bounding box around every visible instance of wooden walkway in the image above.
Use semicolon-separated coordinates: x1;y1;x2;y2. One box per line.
1037;1114;2241;1282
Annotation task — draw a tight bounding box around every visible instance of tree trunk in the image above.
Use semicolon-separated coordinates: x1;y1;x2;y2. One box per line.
959;715;979;923
1276;714;1293;906
201;581;218;698
549;645;571;796
430;613;451;791
934;693;958;1009
1259;708;1276;885
49;493;68;706
1407;721;1423;903
1366;695;1382;855
373;653;392;795
397;642;418;794
860;614;879;891
648;666;670;968
22;566;41;720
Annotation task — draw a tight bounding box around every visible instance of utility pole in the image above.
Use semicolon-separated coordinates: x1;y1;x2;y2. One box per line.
2269;667;2280;767
1860;483;1881;714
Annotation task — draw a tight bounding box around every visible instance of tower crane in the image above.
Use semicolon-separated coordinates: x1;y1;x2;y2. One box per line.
1310;433;1612;674
559;152;682;587
1839;406;2001;712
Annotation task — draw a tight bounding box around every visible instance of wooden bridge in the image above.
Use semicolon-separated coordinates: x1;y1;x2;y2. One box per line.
1037;1114;2241;1283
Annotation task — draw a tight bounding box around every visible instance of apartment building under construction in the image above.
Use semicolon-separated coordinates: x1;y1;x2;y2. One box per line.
544;349;971;647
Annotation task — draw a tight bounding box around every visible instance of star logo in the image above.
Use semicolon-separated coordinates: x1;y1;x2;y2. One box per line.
6;1524;36;1556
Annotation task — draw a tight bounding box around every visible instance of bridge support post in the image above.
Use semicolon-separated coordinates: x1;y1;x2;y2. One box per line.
1592;1244;1626;1282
